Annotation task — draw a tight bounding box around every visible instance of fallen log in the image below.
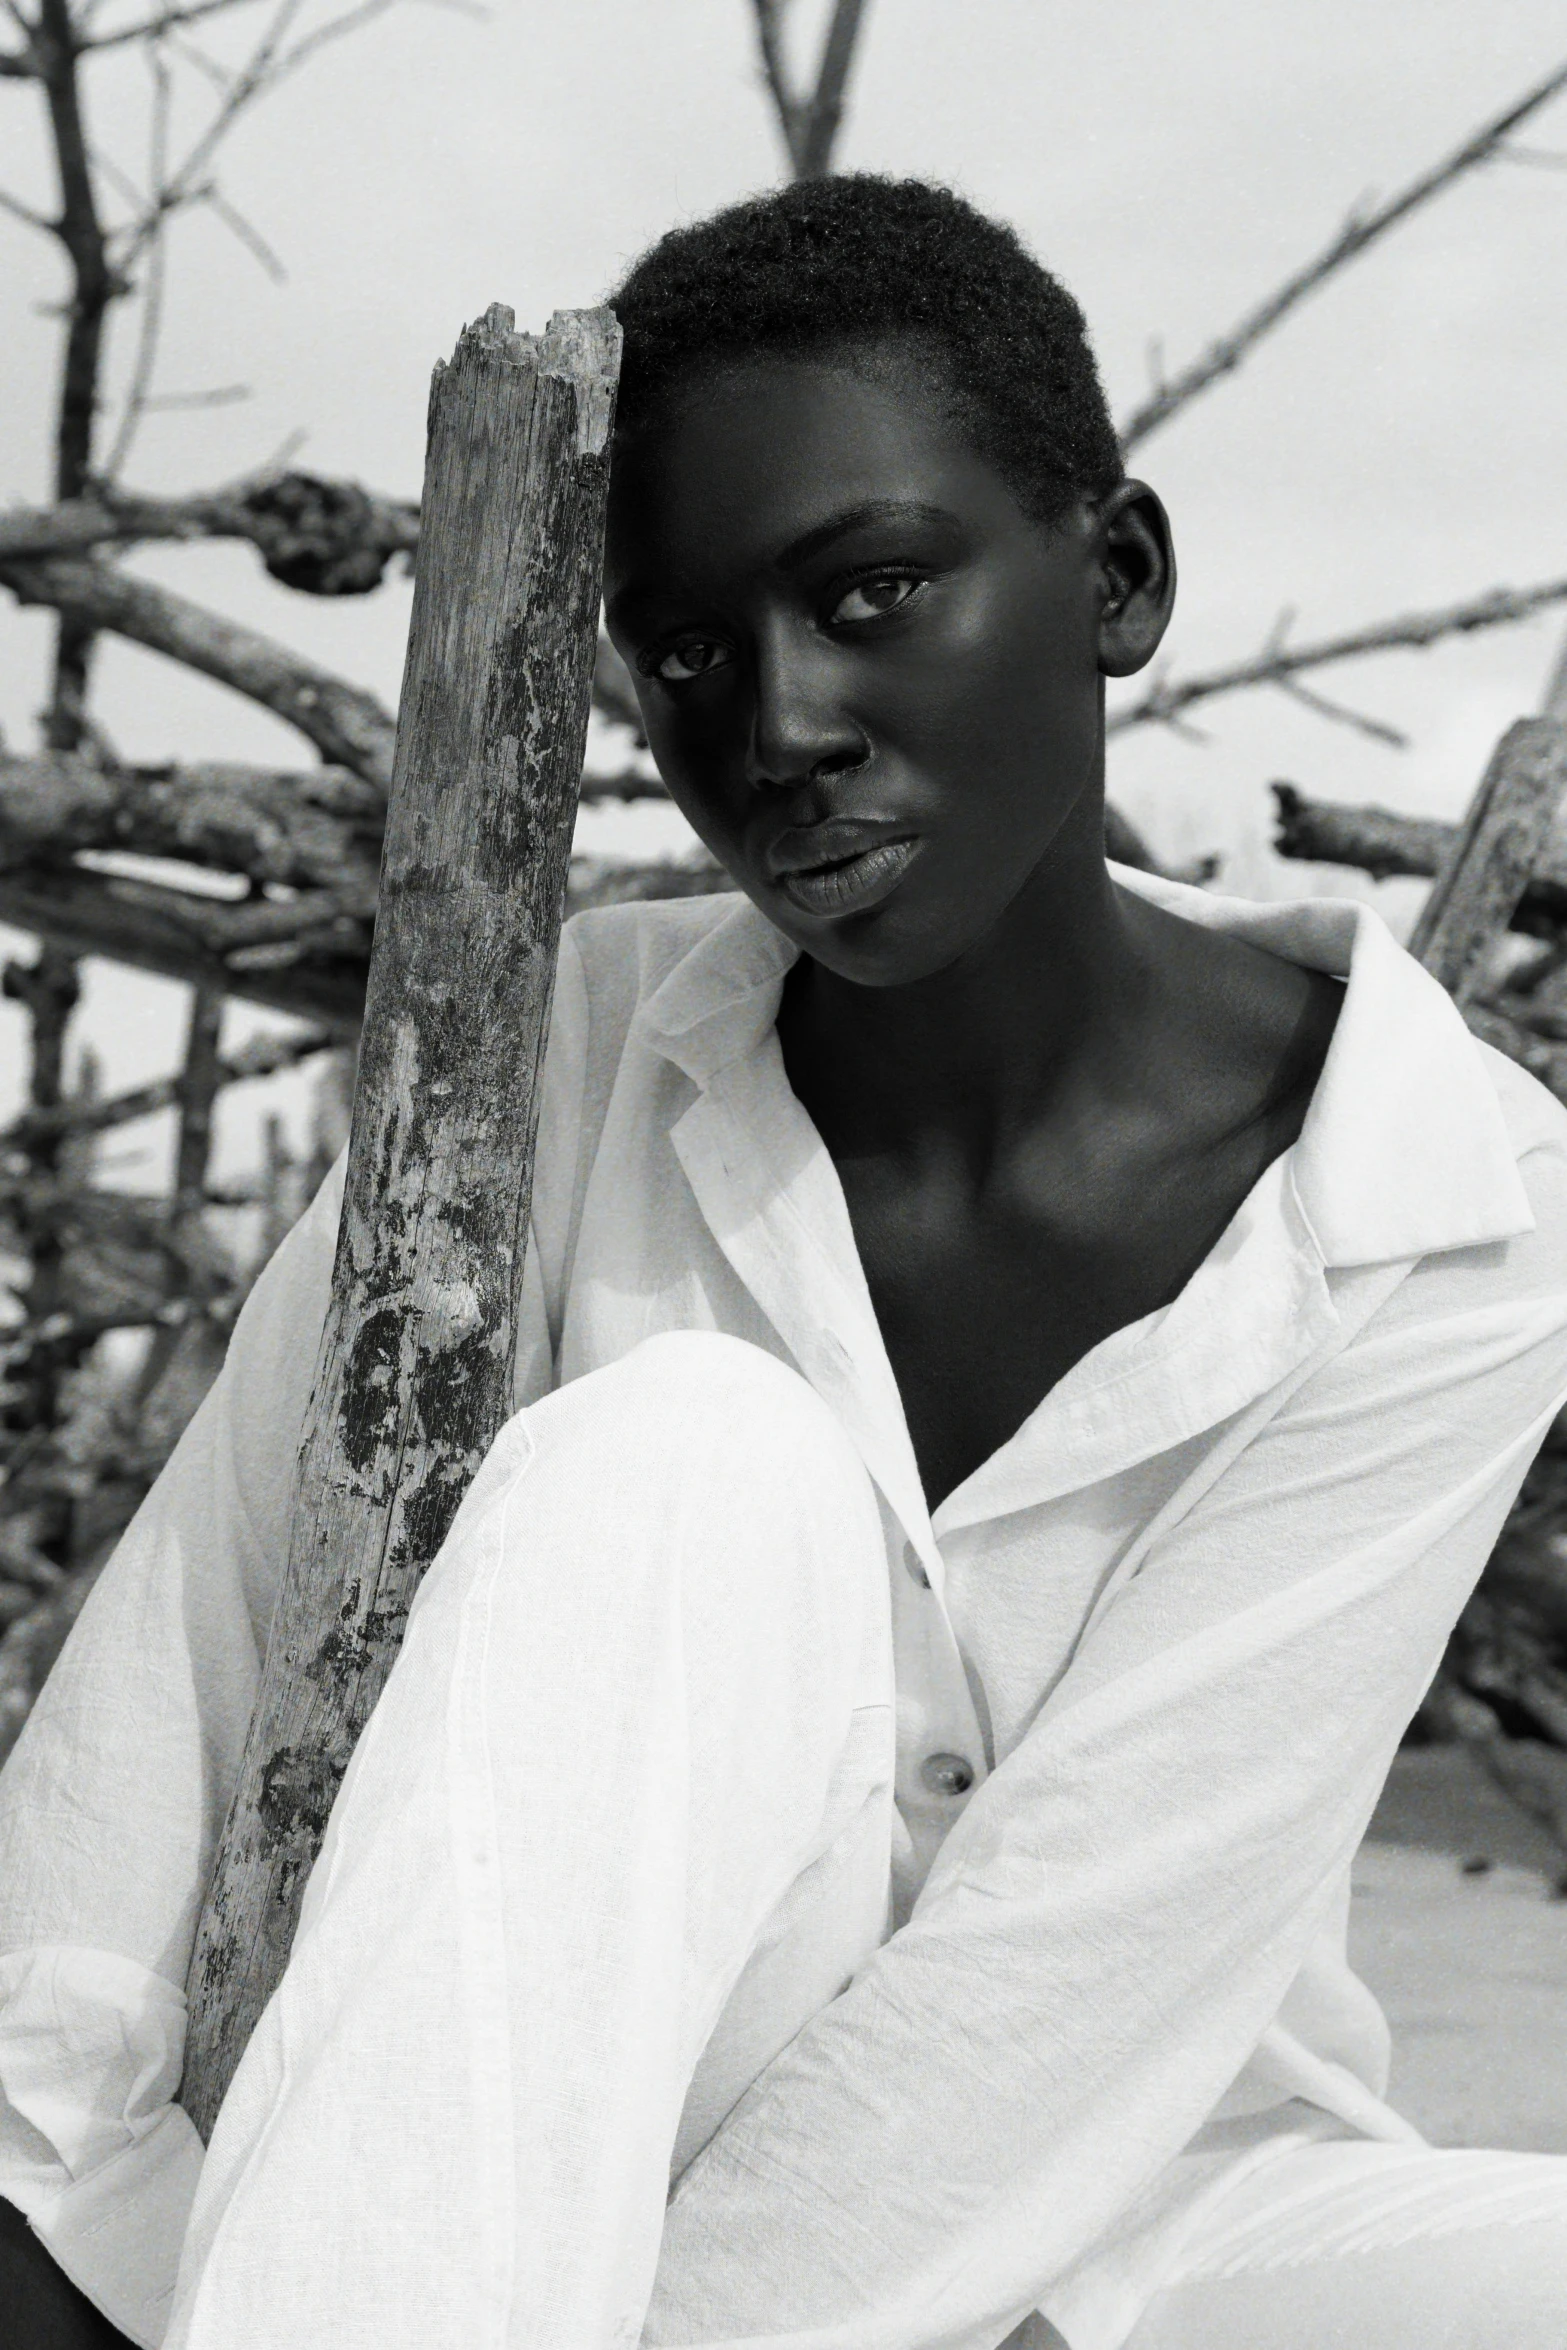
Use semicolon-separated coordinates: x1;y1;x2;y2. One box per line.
179;303;621;2139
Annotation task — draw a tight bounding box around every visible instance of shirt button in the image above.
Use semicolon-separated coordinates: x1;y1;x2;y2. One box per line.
902;1540;930;1589
920;1751;975;1798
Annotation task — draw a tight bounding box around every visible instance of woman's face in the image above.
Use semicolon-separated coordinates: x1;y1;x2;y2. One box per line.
603;349;1171;988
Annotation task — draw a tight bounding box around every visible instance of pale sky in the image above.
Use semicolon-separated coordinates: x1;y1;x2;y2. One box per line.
2;0;1565;1182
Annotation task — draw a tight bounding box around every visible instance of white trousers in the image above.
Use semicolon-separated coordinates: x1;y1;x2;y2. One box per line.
164;1334;1567;2350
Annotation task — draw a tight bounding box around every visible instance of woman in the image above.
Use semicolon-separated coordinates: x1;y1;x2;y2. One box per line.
3;176;1567;2350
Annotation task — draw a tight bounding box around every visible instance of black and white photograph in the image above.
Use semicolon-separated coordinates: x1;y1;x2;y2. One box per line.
1;6;1566;2345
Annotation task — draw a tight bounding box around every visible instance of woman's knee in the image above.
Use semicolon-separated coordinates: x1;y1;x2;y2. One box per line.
491;1334;888;1670
528;1332;868;1510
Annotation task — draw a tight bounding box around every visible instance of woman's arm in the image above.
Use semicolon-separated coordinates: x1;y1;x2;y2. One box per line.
0;1175;341;2348
643;1145;1567;2350
0;929;591;2348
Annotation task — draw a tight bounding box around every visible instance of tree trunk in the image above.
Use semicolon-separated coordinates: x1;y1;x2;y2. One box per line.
179;303;621;2139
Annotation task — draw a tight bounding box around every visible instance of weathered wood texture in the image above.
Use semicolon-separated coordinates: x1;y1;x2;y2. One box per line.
179;303;621;2139
1271;783;1567;933
1407;719;1567;1001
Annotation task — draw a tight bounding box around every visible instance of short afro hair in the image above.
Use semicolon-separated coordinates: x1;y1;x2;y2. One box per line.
610;175;1124;528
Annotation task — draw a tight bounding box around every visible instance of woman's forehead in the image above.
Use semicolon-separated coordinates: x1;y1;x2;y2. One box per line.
604;352;1023;598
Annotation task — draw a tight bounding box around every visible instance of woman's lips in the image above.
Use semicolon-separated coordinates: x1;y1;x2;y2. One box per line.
774;836;922;917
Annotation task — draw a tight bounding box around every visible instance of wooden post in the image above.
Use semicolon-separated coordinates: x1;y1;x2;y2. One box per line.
1408;717;1567;1003
180;303;621;2139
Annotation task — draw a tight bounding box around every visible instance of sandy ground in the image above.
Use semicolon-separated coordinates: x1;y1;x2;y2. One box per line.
1352;1746;1567;2152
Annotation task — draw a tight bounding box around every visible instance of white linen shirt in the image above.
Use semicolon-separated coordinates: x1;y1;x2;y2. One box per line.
5;865;1567;2350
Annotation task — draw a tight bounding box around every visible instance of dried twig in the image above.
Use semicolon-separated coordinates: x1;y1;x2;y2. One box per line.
0;184;54;227
101;27;173;481
1108;577;1567;739
81;0;264;48
1118;56;1567;453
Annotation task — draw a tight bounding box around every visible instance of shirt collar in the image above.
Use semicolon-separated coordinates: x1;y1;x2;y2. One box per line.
638;866;1535;1270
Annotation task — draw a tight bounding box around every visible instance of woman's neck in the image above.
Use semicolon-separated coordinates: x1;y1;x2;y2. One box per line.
777;788;1155;1167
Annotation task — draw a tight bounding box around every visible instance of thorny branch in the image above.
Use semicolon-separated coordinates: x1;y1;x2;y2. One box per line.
1117;55;1567;454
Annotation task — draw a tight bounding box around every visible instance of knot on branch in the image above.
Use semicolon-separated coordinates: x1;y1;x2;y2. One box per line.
239;472;409;596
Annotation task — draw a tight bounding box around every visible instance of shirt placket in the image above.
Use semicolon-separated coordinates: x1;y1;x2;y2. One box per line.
665;1051;992;1914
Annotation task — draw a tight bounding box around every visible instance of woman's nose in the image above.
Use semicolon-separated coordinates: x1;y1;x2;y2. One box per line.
744;629;866;791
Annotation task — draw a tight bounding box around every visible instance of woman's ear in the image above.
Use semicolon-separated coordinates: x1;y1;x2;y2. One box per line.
1094;479;1176;679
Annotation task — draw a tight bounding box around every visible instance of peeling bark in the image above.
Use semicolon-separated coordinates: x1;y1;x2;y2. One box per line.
179;303;621;2140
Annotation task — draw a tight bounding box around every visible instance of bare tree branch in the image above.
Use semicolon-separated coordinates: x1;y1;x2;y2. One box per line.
0;845;730;1030
1107;577;1567;738
1270;778;1567;945
82;0;265;51
0;471;419;584
0;184;54;229
112;0;306;273
142;381;251;409
796;0;866;178
266;0;395;81
1273;673;1410;748
0;858;369;1026
1;1021;335;1150
168;987;224;1283
0;749;384;896
0;555;398;781
31;0;126;746
751;0;868;180
1270;783;1458;883
751;0;804;174
577;767;668;805
101;27;172;480
0;0;35;76
1117;55;1567;453
199;181;285;278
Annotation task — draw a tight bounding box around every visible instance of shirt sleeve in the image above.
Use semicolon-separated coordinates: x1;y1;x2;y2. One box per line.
0;934;589;2348
642;1137;1567;2350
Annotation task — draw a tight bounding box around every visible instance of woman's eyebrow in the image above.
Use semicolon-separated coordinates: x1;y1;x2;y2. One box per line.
772;499;955;572
605;499;956;634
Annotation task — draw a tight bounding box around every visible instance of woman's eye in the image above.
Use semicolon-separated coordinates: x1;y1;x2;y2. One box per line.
650;637;731;683
829;574;922;625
